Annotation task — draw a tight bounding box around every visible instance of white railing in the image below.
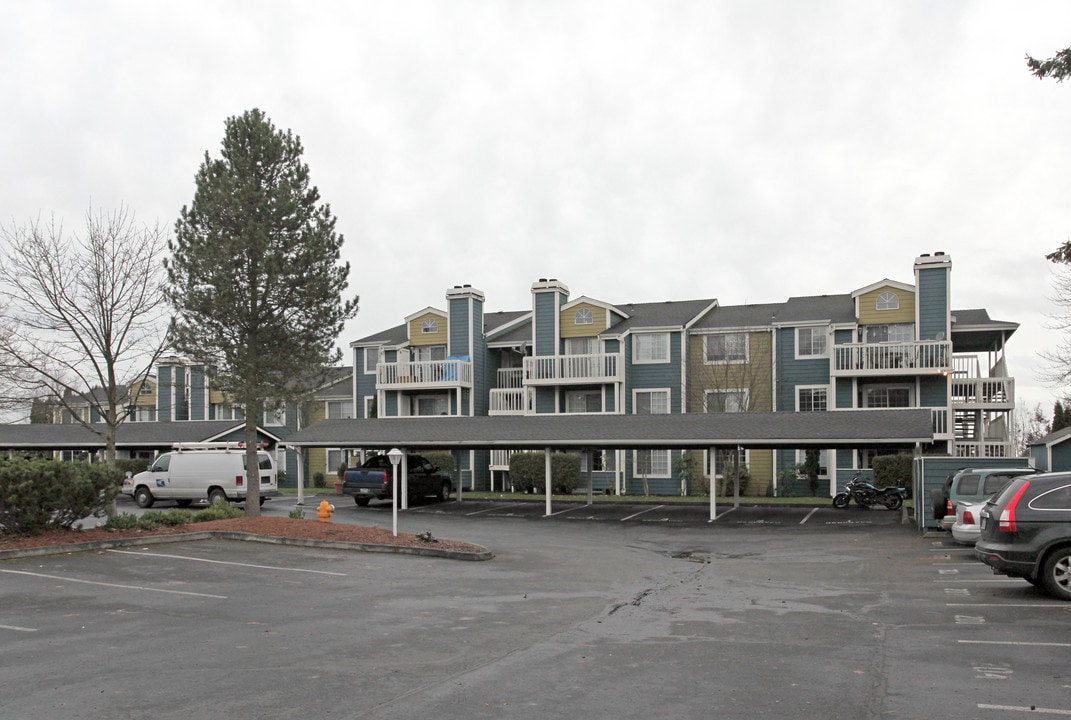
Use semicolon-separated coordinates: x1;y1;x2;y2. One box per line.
523;353;624;385
489;388;527;415
953;441;1013;458
931;408;951;439
497;368;523;389
490;450;511;470
832;340;952;376
951;377;1014;408
376;359;472;388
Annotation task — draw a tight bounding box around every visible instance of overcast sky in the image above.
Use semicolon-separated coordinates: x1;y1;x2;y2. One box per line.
2;1;1070;416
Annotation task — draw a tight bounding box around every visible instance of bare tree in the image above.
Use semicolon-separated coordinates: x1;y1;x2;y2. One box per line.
1013;400;1051;457
0;206;170;466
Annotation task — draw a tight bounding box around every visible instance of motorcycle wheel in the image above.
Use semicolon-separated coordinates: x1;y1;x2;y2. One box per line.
832;493;850;509
884;495;903;511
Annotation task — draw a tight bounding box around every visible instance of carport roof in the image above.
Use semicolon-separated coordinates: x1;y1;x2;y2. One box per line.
0;420;282;450
285;409;933;450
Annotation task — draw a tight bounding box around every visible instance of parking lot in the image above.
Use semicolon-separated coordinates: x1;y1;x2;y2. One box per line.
3;495;1070;719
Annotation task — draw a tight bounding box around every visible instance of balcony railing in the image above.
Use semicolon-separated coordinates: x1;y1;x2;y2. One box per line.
953;441;1013;458
523;353;624;385
497;368;523;389
489;388;527;415
832;340;952;377
950;377;1014;410
376;359;472;389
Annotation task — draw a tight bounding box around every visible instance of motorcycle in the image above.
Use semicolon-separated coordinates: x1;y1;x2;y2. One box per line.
832;475;906;510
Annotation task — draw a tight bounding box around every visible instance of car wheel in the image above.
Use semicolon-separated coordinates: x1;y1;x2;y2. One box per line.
134;486;154;509
438;481;452;501
355;497;370;507
1041;548;1071;601
208;488;228;506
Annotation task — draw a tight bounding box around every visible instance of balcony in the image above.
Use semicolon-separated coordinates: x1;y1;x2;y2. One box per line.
951;377;1014;411
489;388;527;415
953;441;1013;458
832;340;952;377
523;353;624;386
376;359;472;390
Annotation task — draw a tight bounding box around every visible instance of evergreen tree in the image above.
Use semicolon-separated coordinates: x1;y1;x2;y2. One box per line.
1054;400;1071;433
168;109;359;516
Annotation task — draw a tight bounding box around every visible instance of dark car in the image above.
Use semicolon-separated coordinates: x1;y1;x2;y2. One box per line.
975;472;1071;601
342;453;452;506
931;466;1038;529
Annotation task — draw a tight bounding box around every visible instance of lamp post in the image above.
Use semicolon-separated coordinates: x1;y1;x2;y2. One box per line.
387;447;403;536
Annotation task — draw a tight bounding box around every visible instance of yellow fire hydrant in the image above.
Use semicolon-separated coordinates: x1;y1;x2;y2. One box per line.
317;500;334;523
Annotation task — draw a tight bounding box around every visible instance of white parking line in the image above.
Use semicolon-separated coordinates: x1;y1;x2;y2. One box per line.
617;505;665;521
547;505;584;517
948;603;1071;609
466;503;527;516
978;703;1071;715
799;508;819;524
961;640;1071;648
106;549;346;575
0;624;37;632
1;569;227;599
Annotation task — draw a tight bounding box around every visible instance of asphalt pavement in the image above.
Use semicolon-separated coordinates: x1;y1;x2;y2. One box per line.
2;494;1068;719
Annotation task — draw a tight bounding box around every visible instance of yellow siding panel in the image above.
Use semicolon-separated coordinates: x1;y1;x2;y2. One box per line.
561;303;606;338
747;450;773;495
686;331;773;412
857;286;915;325
409;312;448;346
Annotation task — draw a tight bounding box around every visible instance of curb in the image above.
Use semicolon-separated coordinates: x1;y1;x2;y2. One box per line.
0;531;494;562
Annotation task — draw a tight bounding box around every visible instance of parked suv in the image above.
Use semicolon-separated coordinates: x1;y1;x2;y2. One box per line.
975;472;1071;601
933;466;1038;530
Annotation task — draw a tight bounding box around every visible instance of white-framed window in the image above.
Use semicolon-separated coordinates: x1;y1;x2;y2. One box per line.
575;308;593;325
860;384;911;408
212;404;244;421
795;449;830;476
327;449;345;474
634;449;670;477
363;395;375;419
264;407;286;426
632;332;670;363
581;450;615;472
705;333;748;364
565;390;602;413
565;336;598;355
796;326;827;358
414;394;449;416
130;405;156;422
326;400;353;420
708;448;749;479
421;318;439;334
863;323;913;343
634;388;670;415
413;345;447;362
876;291;899;310
705;389;748;413
797;386;829;412
364;347;379;374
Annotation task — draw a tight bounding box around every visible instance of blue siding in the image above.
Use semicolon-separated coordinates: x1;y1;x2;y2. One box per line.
776;327;832;411
917;267;949;340
533;292;559;357
918;376;948;407
189;365;206;420
158;366;172;420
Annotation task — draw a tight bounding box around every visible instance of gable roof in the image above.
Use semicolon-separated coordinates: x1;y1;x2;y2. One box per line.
0;421;283;450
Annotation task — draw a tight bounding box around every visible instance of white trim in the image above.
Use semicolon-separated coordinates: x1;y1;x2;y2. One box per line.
703;332;748;365
795;384;830;412
631;332;671;364
794;326;829;360
633;387;671;415
704;388;749;413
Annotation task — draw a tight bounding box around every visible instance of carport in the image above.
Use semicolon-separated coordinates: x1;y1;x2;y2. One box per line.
285;408;933;521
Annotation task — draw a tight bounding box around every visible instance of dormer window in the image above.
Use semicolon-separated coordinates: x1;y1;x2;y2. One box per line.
421;318;438;334
575;308;593;325
876;292;899;310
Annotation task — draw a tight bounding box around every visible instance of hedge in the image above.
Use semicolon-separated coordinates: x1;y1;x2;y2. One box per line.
0;458;122;535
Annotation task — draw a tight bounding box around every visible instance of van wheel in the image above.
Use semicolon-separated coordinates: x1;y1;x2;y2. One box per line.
208;488;228;505
134;487;154;509
1041;548;1071;601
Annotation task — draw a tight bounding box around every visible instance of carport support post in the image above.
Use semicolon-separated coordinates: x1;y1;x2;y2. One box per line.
734;445;741;509
295;447;305;505
452;449;462;503
585;449;594;506
545;447;552;516
709;446;717;521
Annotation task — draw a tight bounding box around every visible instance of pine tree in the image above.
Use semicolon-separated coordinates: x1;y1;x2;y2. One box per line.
168;109;359;515
1053;400;1070;433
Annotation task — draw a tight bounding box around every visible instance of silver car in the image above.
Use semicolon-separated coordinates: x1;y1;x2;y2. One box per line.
950;499;986;545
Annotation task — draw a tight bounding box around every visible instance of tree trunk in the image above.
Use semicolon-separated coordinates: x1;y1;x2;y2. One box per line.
244;409;261;517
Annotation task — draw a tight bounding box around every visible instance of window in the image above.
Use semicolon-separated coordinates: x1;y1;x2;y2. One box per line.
565;337;598;355
574;308;593;325
876;291;899;310
413;345;447;362
633;333;670;363
795;449;829;476
415;394;449;416
709;448;748;479
706;390;748;413
861;385;911;408
565;390;602;413
796;327;827;357
581;450;615;472
863;323;913;343
797;386;828;412
421;318;439;334
327;449;344;474
635;449;670;477
1029;484;1071;511
705;333;747;363
634;389;670;415
363;395;375;419
364;347;379;374
326;400;353;420
264;407;286;426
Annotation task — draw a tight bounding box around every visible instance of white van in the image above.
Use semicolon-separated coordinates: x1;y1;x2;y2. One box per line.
122;443;279;508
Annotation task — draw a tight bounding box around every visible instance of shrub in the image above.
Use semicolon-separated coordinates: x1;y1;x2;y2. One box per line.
508;452;581;494
192;502;243;522
423;451;455;474
872;454;913;497
0;458;121;535
313;472;325;488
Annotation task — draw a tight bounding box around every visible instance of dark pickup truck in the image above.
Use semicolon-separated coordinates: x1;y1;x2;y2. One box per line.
342;454;453;506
